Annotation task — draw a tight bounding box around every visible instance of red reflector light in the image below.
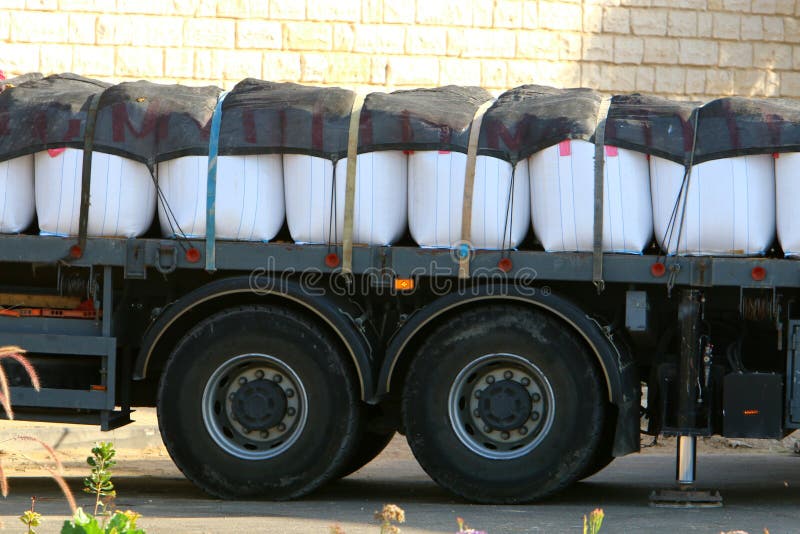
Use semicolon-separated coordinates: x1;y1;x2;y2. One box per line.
324;253;340;268
185;247;201;263
751;266;766;281
69;244;83;259
743;409;759;416
498;258;513;273
650;262;666;278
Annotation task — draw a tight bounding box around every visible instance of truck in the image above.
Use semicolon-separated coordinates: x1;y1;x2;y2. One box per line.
1;73;798;505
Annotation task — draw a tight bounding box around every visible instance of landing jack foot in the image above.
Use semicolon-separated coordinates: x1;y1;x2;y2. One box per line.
649;436;723;508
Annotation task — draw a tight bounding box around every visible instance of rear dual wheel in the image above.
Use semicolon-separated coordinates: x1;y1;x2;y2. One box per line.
402;305;606;503
158;305;361;499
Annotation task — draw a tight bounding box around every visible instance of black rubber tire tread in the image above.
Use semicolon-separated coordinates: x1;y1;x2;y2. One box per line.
402;304;605;504
157;304;361;500
337;424;396;478
577;409;615;480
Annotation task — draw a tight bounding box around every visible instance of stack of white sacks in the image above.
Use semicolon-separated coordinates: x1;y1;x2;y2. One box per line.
0;115;795;261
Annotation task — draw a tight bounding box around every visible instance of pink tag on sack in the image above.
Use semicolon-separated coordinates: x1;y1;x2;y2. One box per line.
605;145;619;157
558;140;571;156
438;150;450;154
47;148;67;157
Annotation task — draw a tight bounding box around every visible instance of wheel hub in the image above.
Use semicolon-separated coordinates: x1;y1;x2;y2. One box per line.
478;379;533;431
448;353;556;460
231;379;287;431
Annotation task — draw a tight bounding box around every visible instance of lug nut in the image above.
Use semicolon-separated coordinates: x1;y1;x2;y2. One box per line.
501;431;510;440
520;426;528;435
474;389;482;398
242;427;251;434
485;376;495;384
228;393;236;400
273;374;283;383
286;389;295;398
531;392;541;402
531;411;540;421
473;409;480;418
255;369;265;379
238;377;248;385
483;425;492;433
287;407;296;416
260;431;269;438
503;370;513;380
277;423;286;432
521;378;530;386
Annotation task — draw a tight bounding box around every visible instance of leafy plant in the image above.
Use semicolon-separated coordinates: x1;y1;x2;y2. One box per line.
83;442;117;517
62;507;144;534
60;442;145;534
583;508;604;534
20;497;42;534
456;516;486;534
374;504;405;534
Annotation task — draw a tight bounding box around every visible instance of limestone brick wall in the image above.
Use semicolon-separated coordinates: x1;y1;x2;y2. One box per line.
1;0;799;99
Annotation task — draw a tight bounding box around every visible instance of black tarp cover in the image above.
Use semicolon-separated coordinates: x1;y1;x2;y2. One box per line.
358;85;492;155
0;73;109;163
477;85;604;163
692;97;800;163
0;72;43;92
218;79;355;160
604;94;697;165
93;81;222;166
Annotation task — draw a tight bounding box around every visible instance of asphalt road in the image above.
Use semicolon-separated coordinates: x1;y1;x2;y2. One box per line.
1;415;799;533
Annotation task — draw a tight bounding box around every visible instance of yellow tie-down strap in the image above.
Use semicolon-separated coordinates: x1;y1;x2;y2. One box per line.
341;92;366;276
458;99;494;280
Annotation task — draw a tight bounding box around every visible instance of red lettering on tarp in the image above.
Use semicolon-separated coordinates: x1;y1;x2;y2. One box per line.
33;111;47;142
243;109;256;144
111;101;168;142
764;112;781;147
484;119;525;151
359;110;373;147
64;119;81;141
558;140;571;156
400;110;412;143
311;101;323;152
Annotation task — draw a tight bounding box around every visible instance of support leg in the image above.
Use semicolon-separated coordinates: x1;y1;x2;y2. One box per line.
650;289;722;507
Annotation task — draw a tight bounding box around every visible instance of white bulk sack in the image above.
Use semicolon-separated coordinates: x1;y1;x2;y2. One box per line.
528;140;652;253
0;155;35;233
776;152;800;256
284;151;407;245
651;154;775;256
35;149;155;237
407;151;530;249
157;155;284;241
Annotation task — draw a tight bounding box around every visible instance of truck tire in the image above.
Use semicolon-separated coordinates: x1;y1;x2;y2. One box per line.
157;305;361;499
339;429;394;484
402;305;605;503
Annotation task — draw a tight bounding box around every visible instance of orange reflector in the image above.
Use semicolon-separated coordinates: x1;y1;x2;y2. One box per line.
394;278;415;291
751;266;766;281
90;385;107;391
743;409;759;416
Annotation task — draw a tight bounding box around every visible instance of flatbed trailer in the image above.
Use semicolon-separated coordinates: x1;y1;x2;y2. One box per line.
2;231;799;503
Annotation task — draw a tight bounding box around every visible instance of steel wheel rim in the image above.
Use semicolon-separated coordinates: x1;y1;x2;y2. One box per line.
447;353;555;460
202;353;308;460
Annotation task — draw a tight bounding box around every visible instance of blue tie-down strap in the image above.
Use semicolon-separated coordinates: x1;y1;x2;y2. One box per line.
206;91;229;272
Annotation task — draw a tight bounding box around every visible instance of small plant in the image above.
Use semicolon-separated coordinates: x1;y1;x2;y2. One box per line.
84;442;117;517
374;504;405;534
583;508;604;534
61;442;145;534
456;516;486;534
20;497;42;534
